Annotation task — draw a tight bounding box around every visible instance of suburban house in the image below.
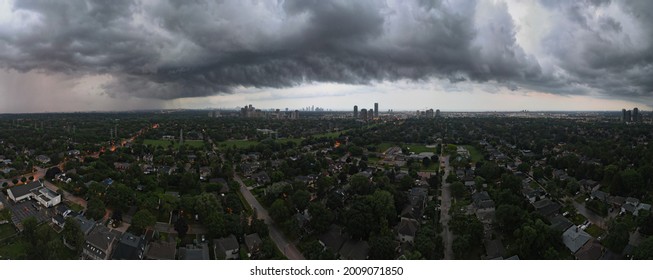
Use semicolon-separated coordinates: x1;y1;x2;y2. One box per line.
214;235;240;260
52;214;66;228
562;225;592;254
36;154;51;164
339;240;369;260
75;215;96;236
145;240;177;260
590;190;609;202
395;218;419;243
7;181;61;207
472;191;495;214
318;225;346;254
400;187;428;221
575;240;604;260
549;215;574;233
178;243;210;260
111;232;146;260
532;199;561;218
83;225;119;260
245;233;263;256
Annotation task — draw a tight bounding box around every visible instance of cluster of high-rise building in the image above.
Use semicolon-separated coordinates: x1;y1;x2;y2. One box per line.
240;105;299;119
353;103;378;121
622;108;641;123
416;109;440;118
302;105;325;112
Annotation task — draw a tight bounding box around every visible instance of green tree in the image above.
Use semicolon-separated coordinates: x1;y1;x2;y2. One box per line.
22;217;38;244
450;182;465;199
86;182;106;200
633;236;653;259
308;203;334;234
367;190;396;225
496;204;527;236
349;174;372;195
603;221;630;253
206;212;226;237
369;232;396;260
194;193;222;221
291;189;311;211
414;225;443;259
131;209;156;235
105;183;134;212
344;198;375;239
269;199;291;222
62;217;85;254
86;198;106;221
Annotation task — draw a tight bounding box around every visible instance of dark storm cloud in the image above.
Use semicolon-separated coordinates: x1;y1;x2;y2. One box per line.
538;0;653;101
0;0;652;101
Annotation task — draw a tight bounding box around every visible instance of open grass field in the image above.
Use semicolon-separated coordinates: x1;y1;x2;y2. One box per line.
144;139;205;149
276;138;303;145
311;130;348;139
216;140;260;149
463;145;484;162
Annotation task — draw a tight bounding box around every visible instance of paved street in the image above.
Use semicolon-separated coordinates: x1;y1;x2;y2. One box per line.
439;154;454;260
234;174;305;260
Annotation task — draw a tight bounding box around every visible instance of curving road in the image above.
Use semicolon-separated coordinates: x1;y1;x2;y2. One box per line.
234;175;305;260
439;154;454;260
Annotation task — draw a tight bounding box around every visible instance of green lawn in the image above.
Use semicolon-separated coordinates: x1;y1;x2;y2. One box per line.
585;224;605;237
0;239;27;259
217;140;260;149
0;209;10;220
571;213;586;225
311;130;347;139
463;145;483;163
276;138;303;145
236;191;253;214
0;224;16;240
144;139;205;149
65;201;85;212
243;178;256;187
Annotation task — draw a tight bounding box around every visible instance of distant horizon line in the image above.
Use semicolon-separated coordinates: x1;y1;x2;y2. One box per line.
0;108;644;115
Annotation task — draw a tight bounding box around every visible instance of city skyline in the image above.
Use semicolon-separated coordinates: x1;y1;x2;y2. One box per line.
1;1;653;113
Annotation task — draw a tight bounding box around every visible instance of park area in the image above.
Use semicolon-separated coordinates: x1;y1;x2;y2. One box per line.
144;139;205;149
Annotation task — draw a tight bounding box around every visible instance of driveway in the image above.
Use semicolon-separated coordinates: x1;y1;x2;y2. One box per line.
234;174;305;260
572;201;608;229
439;155;454;260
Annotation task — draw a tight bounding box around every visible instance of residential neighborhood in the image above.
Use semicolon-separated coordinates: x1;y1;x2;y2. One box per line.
1;110;653;260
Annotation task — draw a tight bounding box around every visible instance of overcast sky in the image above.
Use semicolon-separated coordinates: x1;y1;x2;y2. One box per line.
0;0;652;113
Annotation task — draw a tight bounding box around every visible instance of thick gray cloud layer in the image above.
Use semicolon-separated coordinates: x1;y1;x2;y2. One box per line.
0;0;652;102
